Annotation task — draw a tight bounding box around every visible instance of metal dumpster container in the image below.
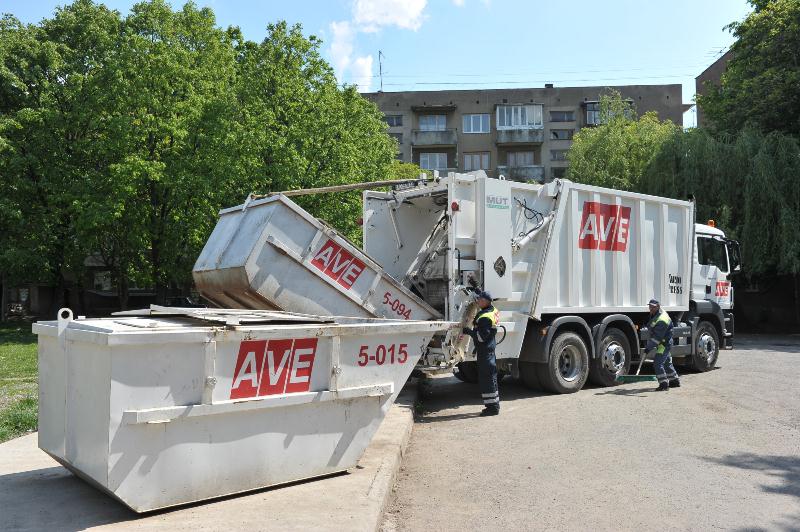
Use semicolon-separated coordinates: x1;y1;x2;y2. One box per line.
34;307;453;512
193;194;441;321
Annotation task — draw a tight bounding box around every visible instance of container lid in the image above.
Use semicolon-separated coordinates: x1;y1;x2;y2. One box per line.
112;305;334;326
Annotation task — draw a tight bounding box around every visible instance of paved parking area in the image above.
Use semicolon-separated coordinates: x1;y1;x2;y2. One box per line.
383;335;800;531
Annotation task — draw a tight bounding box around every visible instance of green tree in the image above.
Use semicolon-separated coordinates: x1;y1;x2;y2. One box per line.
228;21;395;243
566;91;679;191
698;0;800;136
1;1;398;311
0;1;122;313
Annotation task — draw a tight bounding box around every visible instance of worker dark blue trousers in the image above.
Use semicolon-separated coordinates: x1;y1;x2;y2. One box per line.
476;343;499;410
653;344;679;385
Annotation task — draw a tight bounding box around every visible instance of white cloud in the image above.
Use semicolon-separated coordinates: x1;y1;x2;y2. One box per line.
351;55;374;92
329;21;354;81
452;0;465;6
353;0;427;32
328;0;429;90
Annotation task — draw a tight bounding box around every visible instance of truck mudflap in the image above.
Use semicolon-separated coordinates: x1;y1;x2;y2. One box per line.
723;311;735;349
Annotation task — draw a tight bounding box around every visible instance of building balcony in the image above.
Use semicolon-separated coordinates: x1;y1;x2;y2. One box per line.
496;165;545;182
411;129;458;147
495;128;544;145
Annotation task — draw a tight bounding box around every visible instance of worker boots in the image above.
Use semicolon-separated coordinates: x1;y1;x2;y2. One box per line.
655;382;670;392
480;406;499;416
669;379;681;388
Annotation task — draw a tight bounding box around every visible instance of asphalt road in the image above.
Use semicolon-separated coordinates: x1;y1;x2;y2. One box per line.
382;335;800;532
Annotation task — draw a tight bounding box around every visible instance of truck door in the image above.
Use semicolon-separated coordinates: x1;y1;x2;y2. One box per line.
693;234;732;309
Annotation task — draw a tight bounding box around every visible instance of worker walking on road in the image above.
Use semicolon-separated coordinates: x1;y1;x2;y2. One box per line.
463;291;500;416
645;299;680;391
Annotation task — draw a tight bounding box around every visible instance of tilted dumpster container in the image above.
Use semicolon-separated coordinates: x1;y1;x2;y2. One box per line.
193;194;441;322
34;306;454;512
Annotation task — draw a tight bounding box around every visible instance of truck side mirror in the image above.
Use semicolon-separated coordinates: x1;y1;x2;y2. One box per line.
726;239;742;273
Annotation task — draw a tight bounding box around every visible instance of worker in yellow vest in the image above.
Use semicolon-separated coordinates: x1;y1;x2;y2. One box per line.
645;299;680;391
462;291;501;416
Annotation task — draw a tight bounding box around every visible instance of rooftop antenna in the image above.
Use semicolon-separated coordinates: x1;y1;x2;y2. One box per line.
378;50;385;92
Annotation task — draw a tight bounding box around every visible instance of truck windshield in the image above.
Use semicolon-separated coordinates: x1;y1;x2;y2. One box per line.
697;236;729;273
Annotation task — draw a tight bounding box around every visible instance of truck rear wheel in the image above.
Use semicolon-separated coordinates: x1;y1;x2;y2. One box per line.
589;328;632;387
688;321;720;372
538;332;589;394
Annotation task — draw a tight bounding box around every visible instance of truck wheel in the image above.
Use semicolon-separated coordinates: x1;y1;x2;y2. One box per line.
538;332;589;394
689;321;720;372
589;328;632;387
519;362;543;390
454;361;479;383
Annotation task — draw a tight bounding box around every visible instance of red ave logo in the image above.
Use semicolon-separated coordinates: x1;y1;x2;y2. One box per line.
578;201;631;252
230;338;318;400
310;238;366;289
715;281;730;297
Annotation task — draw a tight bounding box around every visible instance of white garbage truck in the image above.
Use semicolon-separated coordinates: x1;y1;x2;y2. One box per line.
194;171;740;394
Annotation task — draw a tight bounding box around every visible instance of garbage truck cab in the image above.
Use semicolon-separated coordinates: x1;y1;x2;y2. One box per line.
691;221;741;353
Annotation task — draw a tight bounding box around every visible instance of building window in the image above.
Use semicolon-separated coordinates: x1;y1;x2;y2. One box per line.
550;149;568;161
550;110;575;122
550;129;574;140
463;114;490;133
419;114;446;131
552;167;567;179
420;152;448;170
496;104;543;130
585;102;601;126
389;132;403;145
507;151;535;167
384;114;403;127
464;152;490;171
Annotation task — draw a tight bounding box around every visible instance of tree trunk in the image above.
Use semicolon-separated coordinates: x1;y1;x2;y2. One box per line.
1;274;6;322
117;274;129;312
794;273;800;328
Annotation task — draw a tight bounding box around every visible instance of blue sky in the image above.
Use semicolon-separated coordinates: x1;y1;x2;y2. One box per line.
4;0;753;126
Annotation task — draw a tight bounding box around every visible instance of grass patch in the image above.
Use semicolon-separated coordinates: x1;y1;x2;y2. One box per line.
0;397;37;442
0;322;38;442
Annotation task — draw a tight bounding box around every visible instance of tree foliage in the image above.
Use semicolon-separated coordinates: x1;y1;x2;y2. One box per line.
0;1;396;309
698;0;800;136
568;92;800;281
566;91;680;191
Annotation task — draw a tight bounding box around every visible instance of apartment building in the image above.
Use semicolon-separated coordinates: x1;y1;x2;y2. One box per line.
364;84;687;182
695;51;733;127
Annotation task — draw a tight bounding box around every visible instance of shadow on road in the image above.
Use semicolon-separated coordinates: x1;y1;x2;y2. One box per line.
702;452;800;500
705;452;800;532
734;334;800;354
593;387;658;397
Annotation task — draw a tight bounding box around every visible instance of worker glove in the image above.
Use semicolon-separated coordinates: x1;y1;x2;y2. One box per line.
462;327;472;335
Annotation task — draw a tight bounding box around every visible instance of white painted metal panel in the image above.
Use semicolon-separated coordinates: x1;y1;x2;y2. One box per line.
34;312;453;512
477;177;513;299
535;182;693;316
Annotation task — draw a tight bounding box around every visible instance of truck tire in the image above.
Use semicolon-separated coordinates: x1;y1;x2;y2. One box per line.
519;362;543;390
688;321;720;372
537;332;589;394
589;328;632;387
454;361;479;383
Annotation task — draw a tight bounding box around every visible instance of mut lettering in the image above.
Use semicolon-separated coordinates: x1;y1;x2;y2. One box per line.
230;338;318;399
310;238;366;289
578;201;631;252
